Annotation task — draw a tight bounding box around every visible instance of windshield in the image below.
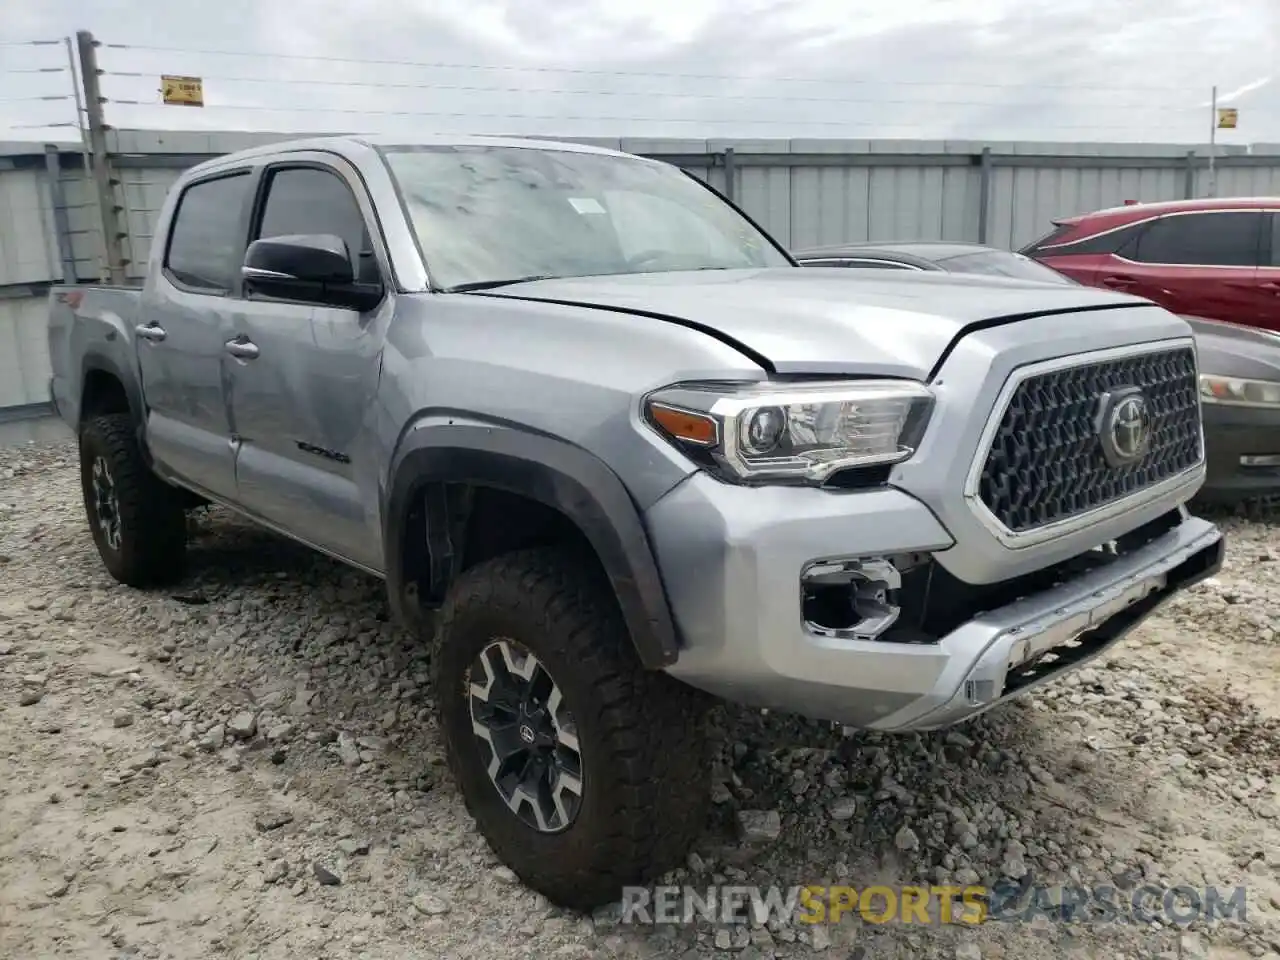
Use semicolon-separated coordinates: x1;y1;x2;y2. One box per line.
380;145;791;290
940;250;1078;285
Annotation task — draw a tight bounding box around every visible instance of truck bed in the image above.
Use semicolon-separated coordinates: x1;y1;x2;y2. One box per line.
47;284;143;429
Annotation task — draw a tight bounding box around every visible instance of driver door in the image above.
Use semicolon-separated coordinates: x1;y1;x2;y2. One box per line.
224;157;391;570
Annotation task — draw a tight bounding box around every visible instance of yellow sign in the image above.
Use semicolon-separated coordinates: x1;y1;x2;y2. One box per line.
161;75;204;107
1217;107;1238;129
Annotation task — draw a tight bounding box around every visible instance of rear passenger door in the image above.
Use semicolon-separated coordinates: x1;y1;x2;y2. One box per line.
1104;210;1264;327
1261;212;1280;331
135;170;254;500
224;156;391;571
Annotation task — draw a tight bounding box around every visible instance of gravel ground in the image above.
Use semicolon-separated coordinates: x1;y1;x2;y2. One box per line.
2;436;1280;960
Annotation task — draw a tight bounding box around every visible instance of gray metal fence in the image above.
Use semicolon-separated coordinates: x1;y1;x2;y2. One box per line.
4;129;1280;415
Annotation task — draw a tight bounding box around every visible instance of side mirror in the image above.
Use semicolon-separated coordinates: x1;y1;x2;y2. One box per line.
242;233;383;311
245;233;354;284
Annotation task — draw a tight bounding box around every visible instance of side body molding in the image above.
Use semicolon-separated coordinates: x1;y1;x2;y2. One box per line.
383;421;681;669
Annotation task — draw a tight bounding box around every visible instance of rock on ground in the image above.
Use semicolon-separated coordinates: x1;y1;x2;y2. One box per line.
1;439;1279;959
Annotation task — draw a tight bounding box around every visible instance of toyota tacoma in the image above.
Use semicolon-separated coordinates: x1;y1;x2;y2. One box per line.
46;135;1224;909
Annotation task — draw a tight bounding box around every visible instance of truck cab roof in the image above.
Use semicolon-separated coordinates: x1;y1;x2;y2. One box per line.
184;134;653;179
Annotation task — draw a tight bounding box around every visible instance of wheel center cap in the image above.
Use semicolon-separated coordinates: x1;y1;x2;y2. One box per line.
518;724;536;745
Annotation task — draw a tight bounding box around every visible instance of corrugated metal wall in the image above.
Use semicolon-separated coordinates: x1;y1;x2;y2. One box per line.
0;293;54;413
0;146;68;419
747;163;983;249
3;131;1280;415
0;167;61;287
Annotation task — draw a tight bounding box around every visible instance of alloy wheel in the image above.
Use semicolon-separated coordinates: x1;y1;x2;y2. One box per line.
467;638;584;833
91;456;122;553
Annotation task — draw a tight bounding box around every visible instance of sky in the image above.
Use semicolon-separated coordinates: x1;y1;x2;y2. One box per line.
2;0;1279;146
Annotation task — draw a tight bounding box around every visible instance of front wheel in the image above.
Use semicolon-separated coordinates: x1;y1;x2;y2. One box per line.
78;413;187;587
431;547;711;910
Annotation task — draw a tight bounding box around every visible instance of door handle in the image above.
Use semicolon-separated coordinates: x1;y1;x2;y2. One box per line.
134;321;167;342
1100;275;1137;289
1260;281;1280;293
225;337;260;360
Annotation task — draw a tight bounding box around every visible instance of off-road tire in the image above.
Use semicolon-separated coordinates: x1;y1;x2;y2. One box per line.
432;546;711;910
78;413;188;587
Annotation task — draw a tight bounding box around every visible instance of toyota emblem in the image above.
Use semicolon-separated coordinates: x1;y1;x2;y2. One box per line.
1096;388;1152;468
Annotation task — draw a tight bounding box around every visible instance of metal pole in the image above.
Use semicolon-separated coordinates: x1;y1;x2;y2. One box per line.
65;34;105;283
976;147;993;244
1207;85;1217;199
76;30;128;285
722;147;736;204
44;144;79;282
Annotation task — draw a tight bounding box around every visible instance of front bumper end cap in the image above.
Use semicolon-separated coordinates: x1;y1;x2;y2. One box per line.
868;515;1224;732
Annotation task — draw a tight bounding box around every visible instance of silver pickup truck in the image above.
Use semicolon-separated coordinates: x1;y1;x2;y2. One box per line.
47;134;1224;909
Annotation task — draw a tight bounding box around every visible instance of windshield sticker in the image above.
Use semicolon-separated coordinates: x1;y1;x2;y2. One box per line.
568;197;606;215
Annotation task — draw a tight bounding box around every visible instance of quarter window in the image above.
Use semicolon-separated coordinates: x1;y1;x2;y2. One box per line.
164;173;252;293
1130;212;1263;267
1025;222;1143;257
255;167;379;282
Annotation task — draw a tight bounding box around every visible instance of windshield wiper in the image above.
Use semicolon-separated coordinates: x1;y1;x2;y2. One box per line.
445;275;559;292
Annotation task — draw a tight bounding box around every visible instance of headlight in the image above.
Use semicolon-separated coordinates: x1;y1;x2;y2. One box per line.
643;380;934;484
1200;374;1280;407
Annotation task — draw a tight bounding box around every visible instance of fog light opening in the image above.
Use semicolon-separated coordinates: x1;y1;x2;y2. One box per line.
965;679;998;705
802;557;902;641
1240;454;1280;468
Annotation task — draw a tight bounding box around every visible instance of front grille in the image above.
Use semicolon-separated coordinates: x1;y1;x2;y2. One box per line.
977;346;1201;534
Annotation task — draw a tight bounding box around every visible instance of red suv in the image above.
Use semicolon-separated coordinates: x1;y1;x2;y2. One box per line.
1021;197;1280;332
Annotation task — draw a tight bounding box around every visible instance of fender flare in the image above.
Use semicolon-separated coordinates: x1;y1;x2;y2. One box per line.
383;421;681;669
79;349;145;429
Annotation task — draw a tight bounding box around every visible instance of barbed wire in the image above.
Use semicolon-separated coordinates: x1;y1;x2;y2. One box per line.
100;40;1223;95
88;37;1280;142
98;69;1232;116
102;99;1231;134
0;39;79;136
98;99;949;128
4;35;1271;142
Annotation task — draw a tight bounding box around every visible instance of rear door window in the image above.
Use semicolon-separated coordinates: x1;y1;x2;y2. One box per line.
164;172;253;294
1129;211;1263;267
1270;212;1280;267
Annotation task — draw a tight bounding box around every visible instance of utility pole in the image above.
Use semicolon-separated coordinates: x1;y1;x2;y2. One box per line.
65;35;105;283
1207;85;1218;199
75;30;128;285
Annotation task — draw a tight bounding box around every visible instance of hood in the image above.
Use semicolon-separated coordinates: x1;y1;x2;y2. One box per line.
1182;315;1280;381
475;267;1152;378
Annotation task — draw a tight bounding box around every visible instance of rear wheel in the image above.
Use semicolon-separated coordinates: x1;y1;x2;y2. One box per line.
78;414;187;587
431;546;711;910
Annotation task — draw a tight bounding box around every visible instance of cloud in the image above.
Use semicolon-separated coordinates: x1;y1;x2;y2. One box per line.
1212;77;1272;106
1;0;1278;144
